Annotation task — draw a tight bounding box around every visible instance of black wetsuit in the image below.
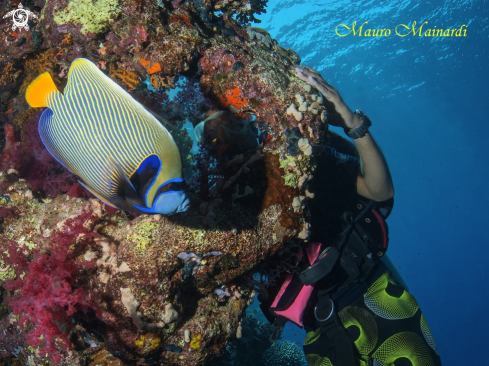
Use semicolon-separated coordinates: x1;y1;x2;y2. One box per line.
302;134;442;366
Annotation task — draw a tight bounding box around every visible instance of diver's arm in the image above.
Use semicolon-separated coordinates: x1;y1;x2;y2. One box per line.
343;113;394;201
295;66;394;201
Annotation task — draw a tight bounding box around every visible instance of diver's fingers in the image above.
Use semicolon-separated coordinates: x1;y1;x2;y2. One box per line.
308;74;336;92
309;76;347;109
296;68;327;91
308;76;336;99
296;66;332;88
296;66;337;94
309;76;331;92
295;67;308;79
296;65;319;75
295;66;322;80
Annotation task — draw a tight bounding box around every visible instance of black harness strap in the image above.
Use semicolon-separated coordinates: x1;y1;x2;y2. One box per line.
299;200;377;365
300;200;375;286
299;246;340;286
315;290;355;366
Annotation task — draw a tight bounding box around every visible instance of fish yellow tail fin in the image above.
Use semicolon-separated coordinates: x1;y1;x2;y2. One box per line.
25;72;60;108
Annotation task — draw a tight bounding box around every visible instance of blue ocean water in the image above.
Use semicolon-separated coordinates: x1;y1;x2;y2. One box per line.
254;1;489;365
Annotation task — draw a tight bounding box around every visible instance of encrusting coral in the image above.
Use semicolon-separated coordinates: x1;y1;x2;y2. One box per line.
0;0;333;364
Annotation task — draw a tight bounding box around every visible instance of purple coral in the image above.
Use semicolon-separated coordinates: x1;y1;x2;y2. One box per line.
160;76;215;127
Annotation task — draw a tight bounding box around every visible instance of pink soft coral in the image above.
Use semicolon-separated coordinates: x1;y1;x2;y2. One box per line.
3;212;97;364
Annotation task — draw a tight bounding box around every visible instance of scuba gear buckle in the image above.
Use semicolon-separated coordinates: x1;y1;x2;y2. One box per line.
269;319;285;343
314;299;334;322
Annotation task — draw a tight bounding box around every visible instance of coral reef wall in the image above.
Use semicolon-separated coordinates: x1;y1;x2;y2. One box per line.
0;0;330;364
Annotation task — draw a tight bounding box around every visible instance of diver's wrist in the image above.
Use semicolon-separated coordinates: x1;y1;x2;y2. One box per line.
344;113;363;130
344;110;372;139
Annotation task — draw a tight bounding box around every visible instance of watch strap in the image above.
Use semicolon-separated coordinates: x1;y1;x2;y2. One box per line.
345;110;372;139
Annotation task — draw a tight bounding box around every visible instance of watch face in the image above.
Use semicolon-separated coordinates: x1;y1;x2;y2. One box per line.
355;110;366;119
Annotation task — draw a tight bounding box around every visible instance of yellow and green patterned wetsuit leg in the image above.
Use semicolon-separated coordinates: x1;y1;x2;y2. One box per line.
302;271;441;366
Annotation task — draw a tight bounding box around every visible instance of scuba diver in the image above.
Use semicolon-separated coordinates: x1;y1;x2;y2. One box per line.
260;66;442;366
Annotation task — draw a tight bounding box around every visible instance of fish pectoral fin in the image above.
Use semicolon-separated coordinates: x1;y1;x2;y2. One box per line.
106;156;146;208
25;72;60;108
130;154;161;203
78;180;119;209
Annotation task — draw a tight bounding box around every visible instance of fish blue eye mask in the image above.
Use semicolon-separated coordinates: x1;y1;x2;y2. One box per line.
133;178;190;215
26;58;189;215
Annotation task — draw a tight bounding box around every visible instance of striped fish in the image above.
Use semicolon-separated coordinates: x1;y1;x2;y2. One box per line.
25;58;189;215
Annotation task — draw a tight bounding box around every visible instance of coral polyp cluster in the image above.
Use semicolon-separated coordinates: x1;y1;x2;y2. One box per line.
0;0;333;364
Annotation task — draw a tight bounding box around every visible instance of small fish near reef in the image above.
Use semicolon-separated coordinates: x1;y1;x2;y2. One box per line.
193;110;258;155
25;58;189;215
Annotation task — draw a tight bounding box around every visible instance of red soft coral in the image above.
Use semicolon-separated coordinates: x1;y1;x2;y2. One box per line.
3;212;97;364
0;124;23;173
0;113;89;198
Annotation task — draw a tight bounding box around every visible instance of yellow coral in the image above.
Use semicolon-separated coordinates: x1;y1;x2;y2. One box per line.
190;334;202;349
53;0;121;35
135;334;161;352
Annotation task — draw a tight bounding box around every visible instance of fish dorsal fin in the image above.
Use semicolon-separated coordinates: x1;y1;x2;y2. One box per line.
25;72;60;108
66;58;133;104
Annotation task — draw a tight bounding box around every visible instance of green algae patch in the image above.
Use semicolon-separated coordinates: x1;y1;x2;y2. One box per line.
279;155;300;187
164;322;177;335
0;259;16;284
53;0;121;35
278;153;312;188
127;221;159;254
17;237;36;251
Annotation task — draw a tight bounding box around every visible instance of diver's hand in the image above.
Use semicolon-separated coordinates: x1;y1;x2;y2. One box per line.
295;66;362;130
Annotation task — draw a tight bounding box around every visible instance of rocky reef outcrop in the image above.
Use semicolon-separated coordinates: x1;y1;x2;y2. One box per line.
0;0;331;364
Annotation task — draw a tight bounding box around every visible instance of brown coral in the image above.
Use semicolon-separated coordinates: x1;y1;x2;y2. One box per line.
168;12;193;28
19;51;57;94
109;64;142;91
148;74;175;91
0;63;21;86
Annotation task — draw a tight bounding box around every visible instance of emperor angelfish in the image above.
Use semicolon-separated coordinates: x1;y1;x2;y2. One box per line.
25;58;189;215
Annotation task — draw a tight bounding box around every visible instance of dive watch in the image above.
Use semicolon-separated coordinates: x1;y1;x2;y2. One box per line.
345;109;371;139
